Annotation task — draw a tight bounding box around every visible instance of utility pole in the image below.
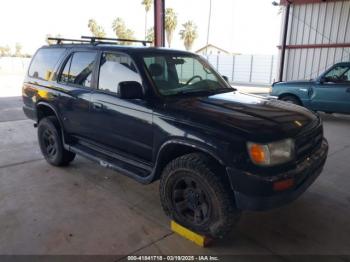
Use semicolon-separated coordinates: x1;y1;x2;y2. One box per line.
205;0;212;55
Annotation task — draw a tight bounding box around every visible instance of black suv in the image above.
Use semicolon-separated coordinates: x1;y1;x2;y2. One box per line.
23;37;328;238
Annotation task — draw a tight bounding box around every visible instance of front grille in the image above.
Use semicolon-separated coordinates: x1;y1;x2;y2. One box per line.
295;124;323;159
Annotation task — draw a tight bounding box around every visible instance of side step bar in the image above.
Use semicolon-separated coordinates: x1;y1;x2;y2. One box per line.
65;142;154;184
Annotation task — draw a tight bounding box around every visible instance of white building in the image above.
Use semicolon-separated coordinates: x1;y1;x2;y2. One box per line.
195;44;231;56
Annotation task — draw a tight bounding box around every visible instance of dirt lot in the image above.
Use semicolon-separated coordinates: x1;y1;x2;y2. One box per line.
0;80;350;259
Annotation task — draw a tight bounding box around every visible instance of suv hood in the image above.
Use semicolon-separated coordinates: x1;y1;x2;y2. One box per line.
163;91;319;142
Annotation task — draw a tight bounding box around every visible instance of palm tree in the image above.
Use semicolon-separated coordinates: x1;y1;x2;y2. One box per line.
179;21;198;51
112;18;125;37
88;19;106;37
165;8;177;48
141;0;153;38
146;27;154;45
112;18;135;45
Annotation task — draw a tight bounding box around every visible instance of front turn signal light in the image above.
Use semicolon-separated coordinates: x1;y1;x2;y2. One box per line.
248;144;268;164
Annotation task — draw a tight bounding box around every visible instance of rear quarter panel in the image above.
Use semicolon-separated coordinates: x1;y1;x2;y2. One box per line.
22;77;62;121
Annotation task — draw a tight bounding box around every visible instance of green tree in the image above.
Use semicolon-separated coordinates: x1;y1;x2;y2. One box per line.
165;8;177;48
179;21;198;51
15;43;22;57
112;18;135;45
88;19;106;38
146;27;154;45
141;0;153;38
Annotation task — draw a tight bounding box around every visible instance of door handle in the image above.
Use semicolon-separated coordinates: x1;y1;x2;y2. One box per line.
346;87;350;93
92;102;104;110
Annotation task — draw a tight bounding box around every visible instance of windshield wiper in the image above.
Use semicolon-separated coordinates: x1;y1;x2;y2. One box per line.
174;87;235;96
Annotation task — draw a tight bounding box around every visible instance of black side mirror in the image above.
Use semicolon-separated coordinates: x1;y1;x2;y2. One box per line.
222;75;229;82
318;76;326;84
117;81;143;99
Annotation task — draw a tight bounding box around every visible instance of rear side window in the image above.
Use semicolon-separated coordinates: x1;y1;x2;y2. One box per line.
60;51;97;88
29;48;66;80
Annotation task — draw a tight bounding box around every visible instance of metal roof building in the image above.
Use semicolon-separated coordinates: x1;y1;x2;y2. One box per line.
278;0;350;81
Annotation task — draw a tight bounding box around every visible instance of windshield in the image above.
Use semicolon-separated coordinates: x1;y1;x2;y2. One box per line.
142;54;233;96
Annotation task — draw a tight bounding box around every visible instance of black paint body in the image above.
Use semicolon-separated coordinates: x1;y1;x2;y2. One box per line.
22;44;328;211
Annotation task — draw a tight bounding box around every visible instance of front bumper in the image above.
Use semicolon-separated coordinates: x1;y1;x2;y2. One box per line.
227;138;328;211
23;105;37;121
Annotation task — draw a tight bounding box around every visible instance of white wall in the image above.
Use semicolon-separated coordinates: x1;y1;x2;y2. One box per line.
206;54;278;85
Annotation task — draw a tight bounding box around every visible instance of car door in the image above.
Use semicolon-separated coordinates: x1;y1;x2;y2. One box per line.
55;50;98;138
311;64;350;113
89;51;153;162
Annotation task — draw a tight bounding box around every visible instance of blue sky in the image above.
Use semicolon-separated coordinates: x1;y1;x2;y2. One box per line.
0;0;282;55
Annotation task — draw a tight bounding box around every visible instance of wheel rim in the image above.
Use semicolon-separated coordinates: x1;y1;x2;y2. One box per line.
42;129;57;158
172;174;211;226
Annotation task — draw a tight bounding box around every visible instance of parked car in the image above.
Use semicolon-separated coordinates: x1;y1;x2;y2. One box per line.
23;37;328;238
271;62;350;114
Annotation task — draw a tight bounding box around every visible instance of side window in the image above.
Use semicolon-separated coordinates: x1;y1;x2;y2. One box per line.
29;48;66;80
98;53;141;93
324;66;350;83
60;51;97;87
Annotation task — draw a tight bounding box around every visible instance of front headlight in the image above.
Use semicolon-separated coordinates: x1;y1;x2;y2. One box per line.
247;139;294;166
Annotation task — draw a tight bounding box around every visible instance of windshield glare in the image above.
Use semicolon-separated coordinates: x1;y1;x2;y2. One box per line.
142;55;231;96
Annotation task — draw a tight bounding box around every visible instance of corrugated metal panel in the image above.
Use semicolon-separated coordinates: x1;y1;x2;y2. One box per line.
281;0;350;80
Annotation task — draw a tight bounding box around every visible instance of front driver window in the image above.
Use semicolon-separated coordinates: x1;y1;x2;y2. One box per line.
324;65;350;83
98;53;141;94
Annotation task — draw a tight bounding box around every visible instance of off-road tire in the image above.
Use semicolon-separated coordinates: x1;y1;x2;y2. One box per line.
160;153;241;238
38;116;75;166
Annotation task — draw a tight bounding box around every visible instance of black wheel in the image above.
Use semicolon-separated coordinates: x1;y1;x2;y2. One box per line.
160;153;241;238
38;116;75;166
280;95;301;105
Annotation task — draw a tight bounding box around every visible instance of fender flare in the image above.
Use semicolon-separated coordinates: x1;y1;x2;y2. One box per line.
36;101;63;125
145;138;226;183
36;101;68;145
156;139;225;165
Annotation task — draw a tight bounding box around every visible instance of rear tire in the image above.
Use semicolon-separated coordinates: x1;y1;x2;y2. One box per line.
38;116;75;166
280;95;301;105
159;153;241;238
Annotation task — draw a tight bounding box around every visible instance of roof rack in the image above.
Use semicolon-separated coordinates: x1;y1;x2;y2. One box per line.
81;36;152;46
47;37;91;45
47;36;153;47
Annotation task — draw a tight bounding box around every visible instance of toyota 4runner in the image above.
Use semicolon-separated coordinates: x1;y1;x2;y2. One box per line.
22;37;328;238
